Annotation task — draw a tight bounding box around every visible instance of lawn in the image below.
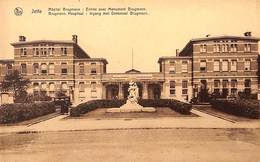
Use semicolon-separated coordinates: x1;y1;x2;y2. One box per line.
68;107;198;119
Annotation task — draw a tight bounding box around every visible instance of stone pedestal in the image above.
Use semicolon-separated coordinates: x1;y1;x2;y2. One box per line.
106;100;156;113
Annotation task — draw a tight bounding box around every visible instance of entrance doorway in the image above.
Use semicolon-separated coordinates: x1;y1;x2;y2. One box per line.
106;85;119;99
199;80;209;102
148;84;161;99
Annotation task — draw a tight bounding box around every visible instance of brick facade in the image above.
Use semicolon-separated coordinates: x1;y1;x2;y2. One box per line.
0;35;259;105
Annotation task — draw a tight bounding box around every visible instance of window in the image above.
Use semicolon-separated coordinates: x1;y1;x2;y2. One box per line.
244;79;251;94
244;44;251;52
200;44;207;53
213;45;217;52
48;48;54;56
61;47;67;55
21;64;27;74
41;63;47;74
79;82;85;92
41;82;47;91
42;48;47;56
91;82;97;98
231;79;237;95
49;63;55;74
244;60;251;71
213;60;220;72
61;82;68;91
6;64;12;74
213;80;220;94
182;61;188;73
49;83;55;97
200;60;207;72
20;48;27;56
35;48;39;56
222;80;228;88
40;48;44;56
61;63;67;75
223;44;229;52
91;68;96;74
33;48;38;56
33;63;39;74
222;60;228;71
48;47;55;55
169;61;175;74
182;80;188;95
33;83;39;96
216;44;220;52
230;44;237;52
91;62;96;66
49;83;55;91
91;82;96;91
230;60;237;71
222;80;229;97
169;81;176;95
79;63;84;74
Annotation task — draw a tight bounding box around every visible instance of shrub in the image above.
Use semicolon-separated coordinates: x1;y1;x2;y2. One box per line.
0;102;56;124
210;99;260;119
70;99;192;117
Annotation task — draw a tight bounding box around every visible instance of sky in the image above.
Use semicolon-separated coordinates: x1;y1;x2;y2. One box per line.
0;0;260;73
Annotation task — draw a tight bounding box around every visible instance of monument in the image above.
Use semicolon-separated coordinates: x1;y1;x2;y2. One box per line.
106;80;156;113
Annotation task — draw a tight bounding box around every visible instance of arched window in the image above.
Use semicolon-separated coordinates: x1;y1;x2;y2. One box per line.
33;63;39;74
21;64;27;74
41;63;48;74
49;63;55;74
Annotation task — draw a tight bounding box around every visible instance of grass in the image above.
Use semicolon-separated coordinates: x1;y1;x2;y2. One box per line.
67;107;198;119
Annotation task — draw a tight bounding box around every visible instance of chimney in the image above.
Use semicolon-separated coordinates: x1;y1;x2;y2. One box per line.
176;49;179;56
244;32;252;37
72;35;78;44
19;36;26;42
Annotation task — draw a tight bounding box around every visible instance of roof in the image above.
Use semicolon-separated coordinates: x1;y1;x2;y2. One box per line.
10;39;91;58
0;59;14;64
74;58;108;64
125;69;141;73
190;35;260;42
179;35;260;56
158;56;192;63
10;40;75;46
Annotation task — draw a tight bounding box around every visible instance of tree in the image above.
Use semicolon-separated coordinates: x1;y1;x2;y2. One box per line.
0;70;30;103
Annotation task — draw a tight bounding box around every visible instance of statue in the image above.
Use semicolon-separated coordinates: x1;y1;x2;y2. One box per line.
127;80;139;103
106;80;156;113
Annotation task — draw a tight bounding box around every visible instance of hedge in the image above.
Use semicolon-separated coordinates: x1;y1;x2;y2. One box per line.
0;102;56;124
70;99;192;117
210;99;260;119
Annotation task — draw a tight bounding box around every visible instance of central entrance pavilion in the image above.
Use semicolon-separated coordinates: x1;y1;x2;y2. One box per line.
101;69;164;100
